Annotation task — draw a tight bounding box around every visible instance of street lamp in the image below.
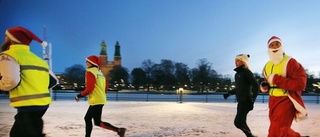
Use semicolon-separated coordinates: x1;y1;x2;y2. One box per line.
179;88;183;103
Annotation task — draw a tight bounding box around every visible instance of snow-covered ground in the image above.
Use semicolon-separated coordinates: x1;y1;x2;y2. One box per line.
0;100;319;137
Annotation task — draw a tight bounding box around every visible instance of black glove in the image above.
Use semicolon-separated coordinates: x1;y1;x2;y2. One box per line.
75;94;83;102
223;93;230;100
251;97;256;103
260;81;269;87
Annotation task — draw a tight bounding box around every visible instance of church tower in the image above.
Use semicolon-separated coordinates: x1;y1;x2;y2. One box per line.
99;40;122;78
99;40;107;67
114;41;121;66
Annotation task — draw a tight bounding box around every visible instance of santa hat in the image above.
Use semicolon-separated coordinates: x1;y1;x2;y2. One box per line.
267;36;282;46
236;54;250;68
86;55;101;68
5;26;47;47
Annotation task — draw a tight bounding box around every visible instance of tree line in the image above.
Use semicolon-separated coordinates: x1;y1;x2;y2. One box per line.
60;58;319;93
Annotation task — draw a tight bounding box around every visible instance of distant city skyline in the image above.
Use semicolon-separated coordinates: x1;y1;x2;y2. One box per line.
0;0;319;78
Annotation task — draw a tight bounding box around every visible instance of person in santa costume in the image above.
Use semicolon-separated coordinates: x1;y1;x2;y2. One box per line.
260;36;308;137
0;26;58;137
75;55;126;137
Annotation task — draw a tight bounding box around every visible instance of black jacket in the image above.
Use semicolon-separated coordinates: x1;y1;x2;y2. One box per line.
231;65;259;102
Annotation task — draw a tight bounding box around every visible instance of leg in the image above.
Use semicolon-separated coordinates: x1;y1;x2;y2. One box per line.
10;109;47;137
268;97;301;137
10;113;22;137
91;105;118;132
32;109;47;137
91;105;126;137
234;101;255;137
84;106;95;137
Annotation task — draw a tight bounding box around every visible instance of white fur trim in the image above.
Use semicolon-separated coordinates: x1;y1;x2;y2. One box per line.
268;74;275;84
41;41;48;47
282;56;292;77
5;30;21;43
287;94;308;122
268;38;282;46
86;58;98;67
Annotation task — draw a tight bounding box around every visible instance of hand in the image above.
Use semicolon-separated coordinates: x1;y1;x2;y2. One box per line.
75;94;82;102
223;93;230;100
251;97;256;103
260;81;270;93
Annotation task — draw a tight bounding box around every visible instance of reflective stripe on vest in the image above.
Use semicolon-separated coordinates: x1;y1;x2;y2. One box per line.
20;65;49;72
264;55;291;96
2;45;51;107
10;93;50;102
87;67;107;105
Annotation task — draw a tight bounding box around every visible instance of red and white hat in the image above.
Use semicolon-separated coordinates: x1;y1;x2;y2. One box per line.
86;55;101;68
5;26;47;47
267;36;282;46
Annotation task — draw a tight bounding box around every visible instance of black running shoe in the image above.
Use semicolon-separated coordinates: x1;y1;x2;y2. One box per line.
117;128;126;137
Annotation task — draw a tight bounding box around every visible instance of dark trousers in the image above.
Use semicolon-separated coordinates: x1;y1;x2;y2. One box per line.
10;109;47;137
234;100;254;137
84;105;118;137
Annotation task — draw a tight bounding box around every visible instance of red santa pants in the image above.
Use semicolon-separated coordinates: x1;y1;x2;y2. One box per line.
268;96;300;137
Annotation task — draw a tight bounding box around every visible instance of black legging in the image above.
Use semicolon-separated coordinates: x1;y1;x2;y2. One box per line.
84;105;119;137
10;109;47;137
234;100;254;137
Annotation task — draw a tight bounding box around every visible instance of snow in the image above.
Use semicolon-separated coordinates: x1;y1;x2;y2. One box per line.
0;100;319;137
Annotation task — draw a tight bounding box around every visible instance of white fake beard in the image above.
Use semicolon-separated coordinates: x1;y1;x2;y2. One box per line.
268;47;284;65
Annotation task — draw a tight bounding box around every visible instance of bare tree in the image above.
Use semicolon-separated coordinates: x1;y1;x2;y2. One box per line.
175;62;190;88
109;66;129;90
131;68;147;90
63;64;86;88
141;59;155;91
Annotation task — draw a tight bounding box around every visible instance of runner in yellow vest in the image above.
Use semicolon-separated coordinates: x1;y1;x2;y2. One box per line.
0;26;58;137
75;55;126;137
260;36;308;137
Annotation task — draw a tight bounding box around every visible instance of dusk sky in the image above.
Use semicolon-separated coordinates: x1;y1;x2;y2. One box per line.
1;0;319;78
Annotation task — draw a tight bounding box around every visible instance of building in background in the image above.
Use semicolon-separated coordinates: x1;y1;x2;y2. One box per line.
99;40;122;77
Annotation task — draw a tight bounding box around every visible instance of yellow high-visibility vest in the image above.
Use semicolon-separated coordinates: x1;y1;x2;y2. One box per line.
264;55;291;96
86;67;107;105
2;44;51;107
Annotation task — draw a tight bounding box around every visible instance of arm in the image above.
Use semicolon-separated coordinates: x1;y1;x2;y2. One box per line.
0;55;20;91
260;65;270;93
80;71;96;97
48;70;59;89
224;75;236;99
269;58;307;91
105;80;109;93
229;74;237;95
223;88;235;99
247;70;259;99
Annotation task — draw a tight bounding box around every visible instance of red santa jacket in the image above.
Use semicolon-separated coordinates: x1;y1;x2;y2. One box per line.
264;56;308;121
